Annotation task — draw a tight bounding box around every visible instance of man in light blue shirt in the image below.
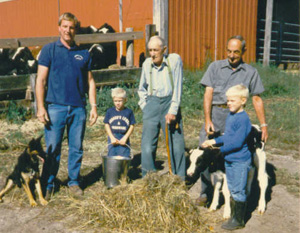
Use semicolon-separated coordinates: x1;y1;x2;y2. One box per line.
138;36;186;180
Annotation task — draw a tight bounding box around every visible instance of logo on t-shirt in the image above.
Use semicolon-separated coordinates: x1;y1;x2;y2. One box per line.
74;54;84;60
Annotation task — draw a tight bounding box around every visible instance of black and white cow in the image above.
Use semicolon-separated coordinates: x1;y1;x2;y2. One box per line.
11;47;38;74
0;48;14;75
77;23;117;70
0;47;37;75
187;125;268;219
94;23;117;69
77;25;98;35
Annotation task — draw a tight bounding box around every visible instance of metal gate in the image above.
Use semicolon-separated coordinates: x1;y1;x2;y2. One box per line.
257;19;300;65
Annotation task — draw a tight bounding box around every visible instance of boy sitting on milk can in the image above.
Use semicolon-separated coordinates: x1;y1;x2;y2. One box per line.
104;87;135;158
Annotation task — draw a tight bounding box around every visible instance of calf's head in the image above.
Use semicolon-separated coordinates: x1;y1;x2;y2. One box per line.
187;148;224;177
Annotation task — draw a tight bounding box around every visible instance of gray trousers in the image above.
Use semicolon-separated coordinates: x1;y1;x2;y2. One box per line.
141;96;186;180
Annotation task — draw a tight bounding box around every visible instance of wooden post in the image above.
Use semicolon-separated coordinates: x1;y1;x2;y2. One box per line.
153;0;169;51
263;0;274;67
29;74;37;115
145;24;156;57
126;27;134;67
119;0;123;61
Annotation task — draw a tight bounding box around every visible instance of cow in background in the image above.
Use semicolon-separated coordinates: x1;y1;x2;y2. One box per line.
77;23;117;70
94;23;117;69
0;48;14;75
0;47;37;75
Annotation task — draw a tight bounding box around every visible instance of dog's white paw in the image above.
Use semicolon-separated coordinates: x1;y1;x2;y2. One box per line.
30;200;38;207
40;198;48;206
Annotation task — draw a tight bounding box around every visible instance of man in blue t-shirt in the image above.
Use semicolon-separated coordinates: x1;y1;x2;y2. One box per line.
104;88;135;158
35;12;98;199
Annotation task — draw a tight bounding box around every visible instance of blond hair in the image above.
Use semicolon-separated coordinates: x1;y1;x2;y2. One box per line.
58;12;79;28
226;84;249;99
111;87;127;99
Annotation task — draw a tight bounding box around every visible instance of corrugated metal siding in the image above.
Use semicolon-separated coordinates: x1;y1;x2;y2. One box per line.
0;0;152;67
169;0;258;69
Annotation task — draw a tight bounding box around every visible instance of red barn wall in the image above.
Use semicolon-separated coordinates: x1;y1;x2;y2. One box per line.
0;0;152;67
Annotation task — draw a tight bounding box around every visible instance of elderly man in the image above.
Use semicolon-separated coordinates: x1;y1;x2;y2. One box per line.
36;12;98;199
196;35;268;205
138;36;186;180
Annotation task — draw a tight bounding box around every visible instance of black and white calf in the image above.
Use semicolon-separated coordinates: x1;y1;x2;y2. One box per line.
187;125;268;219
188;147;231;218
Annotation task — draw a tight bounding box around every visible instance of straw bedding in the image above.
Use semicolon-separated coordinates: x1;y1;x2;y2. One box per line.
57;173;215;233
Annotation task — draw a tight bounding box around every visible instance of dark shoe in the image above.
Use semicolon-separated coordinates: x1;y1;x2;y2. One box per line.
69;185;84;197
222;200;246;231
195;195;208;206
45;189;53;201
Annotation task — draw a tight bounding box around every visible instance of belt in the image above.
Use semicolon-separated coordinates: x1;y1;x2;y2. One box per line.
213;104;228;109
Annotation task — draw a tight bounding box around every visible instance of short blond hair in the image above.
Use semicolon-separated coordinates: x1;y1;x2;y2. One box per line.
226;84;249;99
111;87;127;99
58;12;79;28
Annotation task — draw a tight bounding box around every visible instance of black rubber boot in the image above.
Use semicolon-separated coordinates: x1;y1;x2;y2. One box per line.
222;200;246;231
221;197;235;227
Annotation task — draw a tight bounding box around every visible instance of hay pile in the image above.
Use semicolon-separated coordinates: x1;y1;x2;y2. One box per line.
57;173;214;233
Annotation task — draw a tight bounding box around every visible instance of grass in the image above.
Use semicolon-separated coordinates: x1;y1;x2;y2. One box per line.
276;168;300;197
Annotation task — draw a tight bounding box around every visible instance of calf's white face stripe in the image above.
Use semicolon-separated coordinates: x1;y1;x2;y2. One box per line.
187;148;204;176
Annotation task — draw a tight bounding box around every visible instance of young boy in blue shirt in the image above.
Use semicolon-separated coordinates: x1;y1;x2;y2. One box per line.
202;84;252;230
104;87;135;158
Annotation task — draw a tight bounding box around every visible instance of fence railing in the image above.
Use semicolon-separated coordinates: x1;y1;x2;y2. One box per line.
0;31;143;48
0;68;142;113
257;19;300;64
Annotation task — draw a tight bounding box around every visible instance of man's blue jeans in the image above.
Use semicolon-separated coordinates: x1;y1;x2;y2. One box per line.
225;158;252;202
44;104;86;190
141;96;186;180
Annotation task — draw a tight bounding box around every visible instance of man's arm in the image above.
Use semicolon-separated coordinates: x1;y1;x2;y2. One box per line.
252;95;268;142
137;66;148;110
166;55;183;124
203;86;215;134
36;65;49;124
88;71;98;126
